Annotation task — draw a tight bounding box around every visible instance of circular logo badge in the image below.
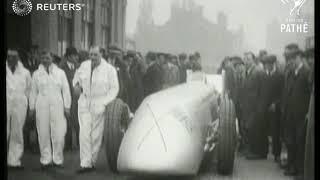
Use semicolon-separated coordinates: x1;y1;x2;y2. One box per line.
12;0;32;16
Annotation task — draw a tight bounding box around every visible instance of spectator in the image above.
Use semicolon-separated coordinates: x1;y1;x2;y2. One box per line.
128;51;147;112
283;49;311;177
242;51;265;160
260;55;285;164
143;52;165;96
178;53;188;83
162;54;180;89
59;47;80;151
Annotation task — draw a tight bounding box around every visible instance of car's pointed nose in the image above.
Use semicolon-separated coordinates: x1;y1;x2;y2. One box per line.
117;102;203;175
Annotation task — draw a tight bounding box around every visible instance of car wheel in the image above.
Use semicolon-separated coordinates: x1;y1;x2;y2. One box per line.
104;98;130;173
216;93;237;175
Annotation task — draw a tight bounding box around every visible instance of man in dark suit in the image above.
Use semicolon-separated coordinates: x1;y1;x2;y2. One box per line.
178;53;188;83
227;57;246;154
260;55;285;163
23;45;41;153
143;53;165;97
280;43;300;169
304;82;314;180
24;45;40;74
241;52;266;160
59;47;80;151
283;49;311;177
128;51;146;112
108;46;131;106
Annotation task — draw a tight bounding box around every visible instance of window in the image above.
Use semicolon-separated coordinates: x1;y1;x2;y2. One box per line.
81;0;95;50
58;0;74;56
101;0;111;48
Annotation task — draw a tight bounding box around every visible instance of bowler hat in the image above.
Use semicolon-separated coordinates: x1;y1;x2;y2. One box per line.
261;55;277;64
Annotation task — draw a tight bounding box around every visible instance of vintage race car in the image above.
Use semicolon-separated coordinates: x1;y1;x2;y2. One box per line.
104;70;238;176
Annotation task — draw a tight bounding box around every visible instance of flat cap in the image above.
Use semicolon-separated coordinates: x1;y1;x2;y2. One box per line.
108;45;122;54
231;56;244;65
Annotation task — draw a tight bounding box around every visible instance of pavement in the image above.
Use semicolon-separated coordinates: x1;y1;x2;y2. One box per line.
7;145;292;180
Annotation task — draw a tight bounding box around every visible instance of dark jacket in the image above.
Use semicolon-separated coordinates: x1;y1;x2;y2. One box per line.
179;63;188;83
285;65;311;128
260;66;285;111
241;64;265;120
115;58;131;106
304;84;314;180
143;62;164;97
59;59;79;97
129;59;146;112
24;53;40;75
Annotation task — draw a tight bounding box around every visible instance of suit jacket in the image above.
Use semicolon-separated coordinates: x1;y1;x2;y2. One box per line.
59;60;78;97
143;62;164;97
129;59;146;112
260;66;285;111
241;65;265;116
285;65;311;126
23;54;40;75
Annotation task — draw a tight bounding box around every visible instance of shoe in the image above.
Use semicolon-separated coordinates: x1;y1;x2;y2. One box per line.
246;153;267;160
76;167;95;174
294;175;304;180
8;165;24;170
53;164;64;169
284;166;298;176
274;156;281;163
279;162;289;169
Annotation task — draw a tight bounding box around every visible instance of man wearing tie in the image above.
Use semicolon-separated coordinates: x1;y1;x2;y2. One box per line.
59;47;80;151
260;55;285;163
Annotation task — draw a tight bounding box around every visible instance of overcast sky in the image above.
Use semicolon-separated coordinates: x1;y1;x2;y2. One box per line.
126;0;314;50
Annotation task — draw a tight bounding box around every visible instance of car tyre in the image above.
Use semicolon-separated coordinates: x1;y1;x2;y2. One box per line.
216;93;237;175
104;98;130;173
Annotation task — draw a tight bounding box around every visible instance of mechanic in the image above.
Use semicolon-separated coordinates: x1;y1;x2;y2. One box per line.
73;46;119;173
29;50;71;170
7;49;32;169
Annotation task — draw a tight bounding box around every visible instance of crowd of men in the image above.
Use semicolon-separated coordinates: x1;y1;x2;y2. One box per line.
6;45;203;174
219;44;314;180
6;42;314;179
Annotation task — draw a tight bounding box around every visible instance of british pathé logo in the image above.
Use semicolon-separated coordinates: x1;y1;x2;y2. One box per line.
12;0;32;16
280;0;309;33
281;0;306;15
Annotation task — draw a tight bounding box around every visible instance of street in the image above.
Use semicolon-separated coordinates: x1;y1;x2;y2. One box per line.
8;144;291;180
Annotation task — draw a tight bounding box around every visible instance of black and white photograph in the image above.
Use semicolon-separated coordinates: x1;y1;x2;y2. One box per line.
5;0;315;179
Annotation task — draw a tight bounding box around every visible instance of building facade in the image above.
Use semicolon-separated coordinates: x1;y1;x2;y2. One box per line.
6;0;127;56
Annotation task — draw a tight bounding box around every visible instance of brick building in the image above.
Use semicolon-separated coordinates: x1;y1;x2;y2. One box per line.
6;0;127;57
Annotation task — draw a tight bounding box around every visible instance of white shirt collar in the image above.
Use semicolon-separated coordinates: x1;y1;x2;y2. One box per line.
67;61;74;69
295;62;303;76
